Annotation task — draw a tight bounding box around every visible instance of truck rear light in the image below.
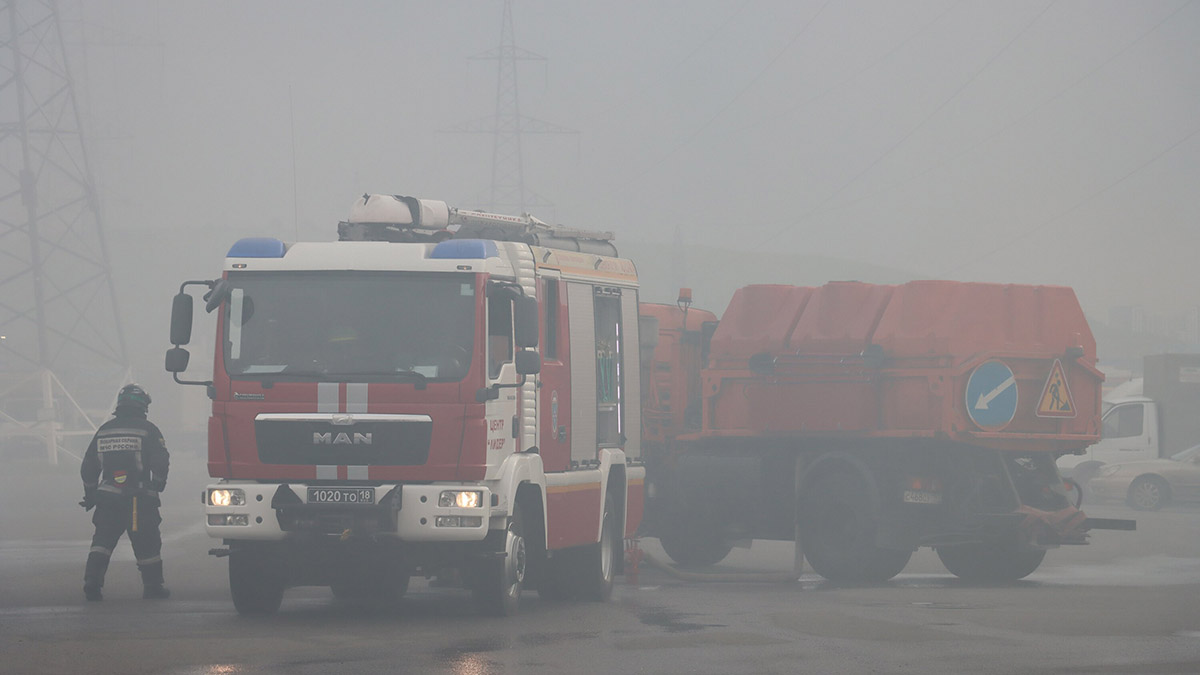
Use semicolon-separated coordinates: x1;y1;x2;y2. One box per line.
907;477;940;492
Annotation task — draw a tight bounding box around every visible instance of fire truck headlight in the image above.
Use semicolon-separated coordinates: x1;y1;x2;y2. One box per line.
209;488;245;507
439;490;483;508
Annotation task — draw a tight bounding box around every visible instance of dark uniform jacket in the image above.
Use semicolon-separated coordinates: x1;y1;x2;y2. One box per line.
81;413;170;501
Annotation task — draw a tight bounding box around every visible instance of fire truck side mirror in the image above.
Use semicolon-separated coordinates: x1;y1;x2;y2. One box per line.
165;347;190;373
170;292;194;346
515;349;541;376
514;295;539;349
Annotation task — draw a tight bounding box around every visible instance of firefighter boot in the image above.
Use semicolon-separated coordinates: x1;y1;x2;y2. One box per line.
84;551;109;601
140;561;170;600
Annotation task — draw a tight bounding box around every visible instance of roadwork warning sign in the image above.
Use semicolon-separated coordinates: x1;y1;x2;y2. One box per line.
1036;359;1076;418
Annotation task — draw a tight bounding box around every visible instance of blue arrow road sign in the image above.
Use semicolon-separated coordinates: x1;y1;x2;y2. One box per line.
965;360;1018;430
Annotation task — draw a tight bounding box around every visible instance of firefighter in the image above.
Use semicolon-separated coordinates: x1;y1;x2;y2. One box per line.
79;384;171;601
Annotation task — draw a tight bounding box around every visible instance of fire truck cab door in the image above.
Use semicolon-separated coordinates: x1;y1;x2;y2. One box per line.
539;278;570;472
484;289;519;477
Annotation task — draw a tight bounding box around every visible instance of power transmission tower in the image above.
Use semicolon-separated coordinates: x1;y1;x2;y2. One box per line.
443;0;577;214
0;0;129;465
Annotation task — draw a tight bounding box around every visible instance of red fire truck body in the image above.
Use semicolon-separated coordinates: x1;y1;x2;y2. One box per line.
168;195;644;615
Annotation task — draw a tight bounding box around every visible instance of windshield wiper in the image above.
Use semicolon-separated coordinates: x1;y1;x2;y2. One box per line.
236;368;429;388
315;370;429;389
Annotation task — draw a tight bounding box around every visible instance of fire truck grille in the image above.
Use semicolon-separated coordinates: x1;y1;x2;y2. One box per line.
254;419;432;466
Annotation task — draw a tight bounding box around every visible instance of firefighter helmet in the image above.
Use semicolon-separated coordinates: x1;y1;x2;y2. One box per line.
116;384;152;413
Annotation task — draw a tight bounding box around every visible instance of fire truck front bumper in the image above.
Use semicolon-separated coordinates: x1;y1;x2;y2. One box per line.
203;482;496;542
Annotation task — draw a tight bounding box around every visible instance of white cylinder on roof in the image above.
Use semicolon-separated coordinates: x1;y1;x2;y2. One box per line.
348;194;450;229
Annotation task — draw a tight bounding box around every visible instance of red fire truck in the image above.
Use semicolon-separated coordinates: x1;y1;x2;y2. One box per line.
167;194;644;615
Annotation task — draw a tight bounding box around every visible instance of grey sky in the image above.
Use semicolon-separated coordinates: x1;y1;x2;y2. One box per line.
78;0;1199;319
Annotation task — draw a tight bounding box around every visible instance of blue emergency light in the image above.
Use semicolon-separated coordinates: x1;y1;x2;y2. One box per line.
431;239;500;260
227;238;287;258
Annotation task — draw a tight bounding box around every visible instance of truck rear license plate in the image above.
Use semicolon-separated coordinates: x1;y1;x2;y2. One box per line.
307;487;375;504
903;489;942;505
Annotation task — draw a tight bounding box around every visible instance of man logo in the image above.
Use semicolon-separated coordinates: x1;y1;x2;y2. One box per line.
313;432;372;445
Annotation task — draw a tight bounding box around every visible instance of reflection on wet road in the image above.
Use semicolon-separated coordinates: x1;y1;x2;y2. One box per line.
3;500;1200;674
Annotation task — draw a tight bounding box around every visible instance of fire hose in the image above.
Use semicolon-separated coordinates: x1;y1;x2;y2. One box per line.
624;539;801;584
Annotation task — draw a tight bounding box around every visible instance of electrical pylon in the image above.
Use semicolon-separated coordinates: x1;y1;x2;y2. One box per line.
443;0;577;214
0;0;129;464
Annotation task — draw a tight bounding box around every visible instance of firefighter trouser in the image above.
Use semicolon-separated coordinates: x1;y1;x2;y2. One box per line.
84;496;164;589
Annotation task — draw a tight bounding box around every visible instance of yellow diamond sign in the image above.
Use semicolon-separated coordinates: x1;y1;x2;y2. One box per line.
1036;359;1076;418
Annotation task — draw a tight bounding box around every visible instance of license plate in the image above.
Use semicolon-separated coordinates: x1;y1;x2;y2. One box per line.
903;489;942;505
307;487;375;504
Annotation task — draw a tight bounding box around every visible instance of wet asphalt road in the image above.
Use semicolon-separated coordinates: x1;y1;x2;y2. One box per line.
3;455;1200;674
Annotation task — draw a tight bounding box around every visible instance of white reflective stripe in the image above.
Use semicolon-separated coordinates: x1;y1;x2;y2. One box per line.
316;465;338;479
97;437;143;453
98;485;122;494
347;465;368;480
318;383;339;413
98;427;148;437
136;555;162;566
90;546;113;556
346;383;368;413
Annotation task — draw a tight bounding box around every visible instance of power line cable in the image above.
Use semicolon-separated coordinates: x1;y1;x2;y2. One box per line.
611;0;833;194
743;0;1192;250
936;121;1200;278
748;0;1057;249
724;0;964;141
597;0;753;117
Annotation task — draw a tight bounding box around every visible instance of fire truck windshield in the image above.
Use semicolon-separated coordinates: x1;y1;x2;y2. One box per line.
222;271;477;382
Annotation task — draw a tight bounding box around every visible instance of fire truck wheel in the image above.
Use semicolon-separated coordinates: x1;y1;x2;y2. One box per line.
580;496;617;601
657;524;733;569
801;470;900;583
472;505;527;616
229;549;284;616
936;541;1046;582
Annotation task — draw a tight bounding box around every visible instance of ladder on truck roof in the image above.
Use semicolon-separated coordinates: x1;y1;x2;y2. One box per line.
338;193;618;256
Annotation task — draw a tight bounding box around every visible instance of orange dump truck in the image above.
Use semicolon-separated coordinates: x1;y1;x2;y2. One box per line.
640;281;1133;583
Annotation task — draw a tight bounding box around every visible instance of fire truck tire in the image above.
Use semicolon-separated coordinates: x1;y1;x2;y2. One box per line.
936;542;1046;582
801;470;903;583
229;549;284;616
657;525;734;569
579;497;617;601
472;505;527;616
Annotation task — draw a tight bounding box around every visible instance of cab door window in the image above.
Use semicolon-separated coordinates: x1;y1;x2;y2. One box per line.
1102;403;1144;439
594;287;623;445
487;292;514;379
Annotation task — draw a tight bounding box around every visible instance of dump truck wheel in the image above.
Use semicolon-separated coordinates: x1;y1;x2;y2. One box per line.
863;547;913;581
229;548;284;616
936;542;1046;582
801;470;904;583
657;524;734;569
